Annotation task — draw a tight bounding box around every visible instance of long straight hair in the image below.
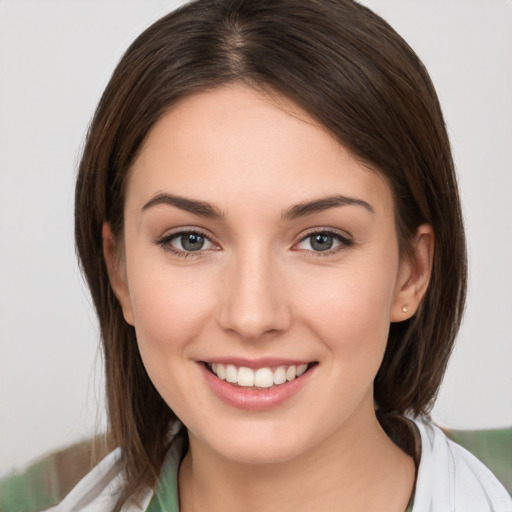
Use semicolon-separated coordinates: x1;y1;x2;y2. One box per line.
75;0;467;507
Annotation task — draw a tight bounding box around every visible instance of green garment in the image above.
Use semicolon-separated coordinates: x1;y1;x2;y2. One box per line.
145;437;182;512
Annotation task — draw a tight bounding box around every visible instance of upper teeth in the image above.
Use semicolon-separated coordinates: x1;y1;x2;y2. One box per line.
210;363;308;388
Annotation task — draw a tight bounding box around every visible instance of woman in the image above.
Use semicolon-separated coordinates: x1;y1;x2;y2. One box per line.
50;0;511;510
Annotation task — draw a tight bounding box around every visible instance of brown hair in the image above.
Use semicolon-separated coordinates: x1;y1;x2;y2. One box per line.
75;0;466;507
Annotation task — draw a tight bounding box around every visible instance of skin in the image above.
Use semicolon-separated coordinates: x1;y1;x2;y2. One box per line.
103;84;433;512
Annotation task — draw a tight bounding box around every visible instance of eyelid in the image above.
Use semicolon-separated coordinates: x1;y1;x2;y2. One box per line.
154;226;220;257
293;227;354;254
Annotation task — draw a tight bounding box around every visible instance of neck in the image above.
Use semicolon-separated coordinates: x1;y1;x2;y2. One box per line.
178;401;415;512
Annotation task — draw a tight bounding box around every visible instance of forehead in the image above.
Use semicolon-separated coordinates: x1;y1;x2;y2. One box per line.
126;84;393;217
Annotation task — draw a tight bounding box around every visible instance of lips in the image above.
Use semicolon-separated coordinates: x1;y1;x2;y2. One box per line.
200;359;317;410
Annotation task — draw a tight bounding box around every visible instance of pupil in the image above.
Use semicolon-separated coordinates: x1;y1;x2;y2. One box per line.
181;234;204;251
311;234;333;251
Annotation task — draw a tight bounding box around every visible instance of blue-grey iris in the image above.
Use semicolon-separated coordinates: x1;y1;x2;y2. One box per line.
310;234;334;251
181;233;205;251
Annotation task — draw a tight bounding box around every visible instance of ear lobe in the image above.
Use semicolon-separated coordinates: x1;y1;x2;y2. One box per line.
391;224;434;322
102;222;134;326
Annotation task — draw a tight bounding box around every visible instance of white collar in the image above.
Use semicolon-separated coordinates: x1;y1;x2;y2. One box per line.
412;417;511;511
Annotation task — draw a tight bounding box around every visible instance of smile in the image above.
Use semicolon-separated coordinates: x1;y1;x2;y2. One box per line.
207;362;310;388
200;359;318;410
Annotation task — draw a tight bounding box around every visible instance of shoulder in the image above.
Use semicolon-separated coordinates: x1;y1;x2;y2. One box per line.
412;417;512;511
0;423;185;512
41;448;153;512
0;439;112;512
48;431;187;512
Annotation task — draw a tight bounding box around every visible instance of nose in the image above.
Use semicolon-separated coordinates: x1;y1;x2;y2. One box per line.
217;246;292;341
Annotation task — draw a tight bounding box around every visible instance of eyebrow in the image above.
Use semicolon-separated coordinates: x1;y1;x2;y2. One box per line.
282;195;374;220
142;193;224;218
141;192;373;220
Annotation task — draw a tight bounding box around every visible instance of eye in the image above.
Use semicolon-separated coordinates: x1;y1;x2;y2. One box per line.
156;230;217;255
172;232;212;252
295;230;352;253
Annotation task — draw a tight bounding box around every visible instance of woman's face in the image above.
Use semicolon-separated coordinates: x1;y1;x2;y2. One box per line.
107;85;423;464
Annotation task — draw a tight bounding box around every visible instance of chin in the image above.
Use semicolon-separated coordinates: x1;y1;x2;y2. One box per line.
198;423;314;465
219;442;304;465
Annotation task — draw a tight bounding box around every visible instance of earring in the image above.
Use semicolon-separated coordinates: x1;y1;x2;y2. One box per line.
401;305;408;313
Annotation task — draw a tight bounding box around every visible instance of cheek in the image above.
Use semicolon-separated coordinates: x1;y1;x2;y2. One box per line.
294;260;398;362
127;262;216;356
124;261;221;415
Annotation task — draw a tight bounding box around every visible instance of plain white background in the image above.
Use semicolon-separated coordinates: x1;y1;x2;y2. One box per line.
1;0;511;476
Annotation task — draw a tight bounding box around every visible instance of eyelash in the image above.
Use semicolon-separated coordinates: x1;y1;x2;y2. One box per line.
154;228;353;259
294;229;354;257
154;229;216;259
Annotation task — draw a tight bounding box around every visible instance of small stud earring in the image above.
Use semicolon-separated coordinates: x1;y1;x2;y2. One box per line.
401;305;408;313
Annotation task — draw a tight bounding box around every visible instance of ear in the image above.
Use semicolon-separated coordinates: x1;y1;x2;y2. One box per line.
391;224;434;322
102;222;134;325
